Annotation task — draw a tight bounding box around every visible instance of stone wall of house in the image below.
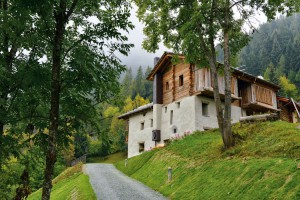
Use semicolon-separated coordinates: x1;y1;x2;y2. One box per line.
127;95;246;158
127;110;155;158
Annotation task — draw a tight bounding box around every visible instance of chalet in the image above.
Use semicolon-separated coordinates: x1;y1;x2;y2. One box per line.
119;52;299;158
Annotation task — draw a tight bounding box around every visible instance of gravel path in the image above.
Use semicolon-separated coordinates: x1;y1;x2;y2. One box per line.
85;163;168;200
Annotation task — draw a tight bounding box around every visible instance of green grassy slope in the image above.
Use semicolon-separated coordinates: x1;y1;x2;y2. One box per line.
28;163;96;200
115;121;300;200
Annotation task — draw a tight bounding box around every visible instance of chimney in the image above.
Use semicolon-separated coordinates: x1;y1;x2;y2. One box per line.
154;57;160;67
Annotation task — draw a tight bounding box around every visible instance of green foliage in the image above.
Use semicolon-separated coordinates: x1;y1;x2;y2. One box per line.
74;132;88;158
28;163;96;200
239;14;300;94
116;121;300;200
1;0;133;198
123;95;150;112
121;66;153;100
87;140;101;157
279;76;299;99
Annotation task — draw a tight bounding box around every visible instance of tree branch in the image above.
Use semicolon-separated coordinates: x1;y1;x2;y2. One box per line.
66;0;79;20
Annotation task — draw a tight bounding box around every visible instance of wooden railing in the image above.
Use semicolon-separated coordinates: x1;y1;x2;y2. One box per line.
194;68;238;96
194;68;211;91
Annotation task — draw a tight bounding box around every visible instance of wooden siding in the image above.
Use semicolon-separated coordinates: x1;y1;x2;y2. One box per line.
161;61;277;111
162;64;173;104
231;77;238;95
194;68;211;91
174;63;190;101
240;84;252;105
240;82;277;110
254;85;273;105
162;62;192;104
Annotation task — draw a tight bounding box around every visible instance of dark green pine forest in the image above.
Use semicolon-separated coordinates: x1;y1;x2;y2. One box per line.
238;14;300;99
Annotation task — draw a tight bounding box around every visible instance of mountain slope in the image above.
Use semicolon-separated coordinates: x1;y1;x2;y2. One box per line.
239;14;300;87
115;121;300;200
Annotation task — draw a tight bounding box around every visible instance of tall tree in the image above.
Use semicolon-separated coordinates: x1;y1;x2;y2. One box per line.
22;0;134;199
132;66;145;97
144;66;153;100
121;68;134;98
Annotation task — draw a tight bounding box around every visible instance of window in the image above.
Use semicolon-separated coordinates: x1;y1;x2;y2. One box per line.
139;143;145;153
140;122;144;130
179;75;184;86
166;82;169;90
172;125;178;134
170;110;173;125
173;128;177;133
150;119;153;127
202;102;209;116
176;102;180;108
165;107;167;113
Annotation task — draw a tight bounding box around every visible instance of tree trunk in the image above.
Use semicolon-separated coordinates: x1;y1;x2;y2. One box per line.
41;2;66;199
222;0;234;149
209;58;224;135
207;0;225;143
14;165;31;200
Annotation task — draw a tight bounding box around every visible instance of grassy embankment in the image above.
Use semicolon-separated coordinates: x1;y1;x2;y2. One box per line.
115;121;300;200
28;163;96;200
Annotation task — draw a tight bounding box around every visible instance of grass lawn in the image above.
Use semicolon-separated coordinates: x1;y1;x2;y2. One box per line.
87;151;127;164
115;121;300;200
28;163;96;200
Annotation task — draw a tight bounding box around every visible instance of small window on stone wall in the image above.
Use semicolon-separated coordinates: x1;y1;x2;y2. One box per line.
140;122;144;130
166;82;169;90
173;128;177;133
139;143;145;153
179;75;184;86
176;102;180;108
170;110;173;125
202;102;209;116
165;107;167;113
150;119;153;127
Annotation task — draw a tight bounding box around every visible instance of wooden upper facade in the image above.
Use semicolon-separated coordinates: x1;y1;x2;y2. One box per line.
148;52;280;113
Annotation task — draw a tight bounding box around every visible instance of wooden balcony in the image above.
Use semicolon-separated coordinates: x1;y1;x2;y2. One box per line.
194;68;240;101
194;68;279;111
239;82;278;112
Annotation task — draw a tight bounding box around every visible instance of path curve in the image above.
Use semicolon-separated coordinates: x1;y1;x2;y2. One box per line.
85;163;168;200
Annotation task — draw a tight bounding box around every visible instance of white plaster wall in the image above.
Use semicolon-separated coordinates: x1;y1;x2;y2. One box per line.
127;110;155;158
127;96;246;158
153;104;162;130
160;96;197;142
194;96;244;130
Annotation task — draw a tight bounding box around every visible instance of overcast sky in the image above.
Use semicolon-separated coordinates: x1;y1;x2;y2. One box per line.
118;6;169;72
119;5;268;72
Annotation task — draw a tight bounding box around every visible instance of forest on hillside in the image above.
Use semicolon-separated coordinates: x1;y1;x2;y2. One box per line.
238;13;300;99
